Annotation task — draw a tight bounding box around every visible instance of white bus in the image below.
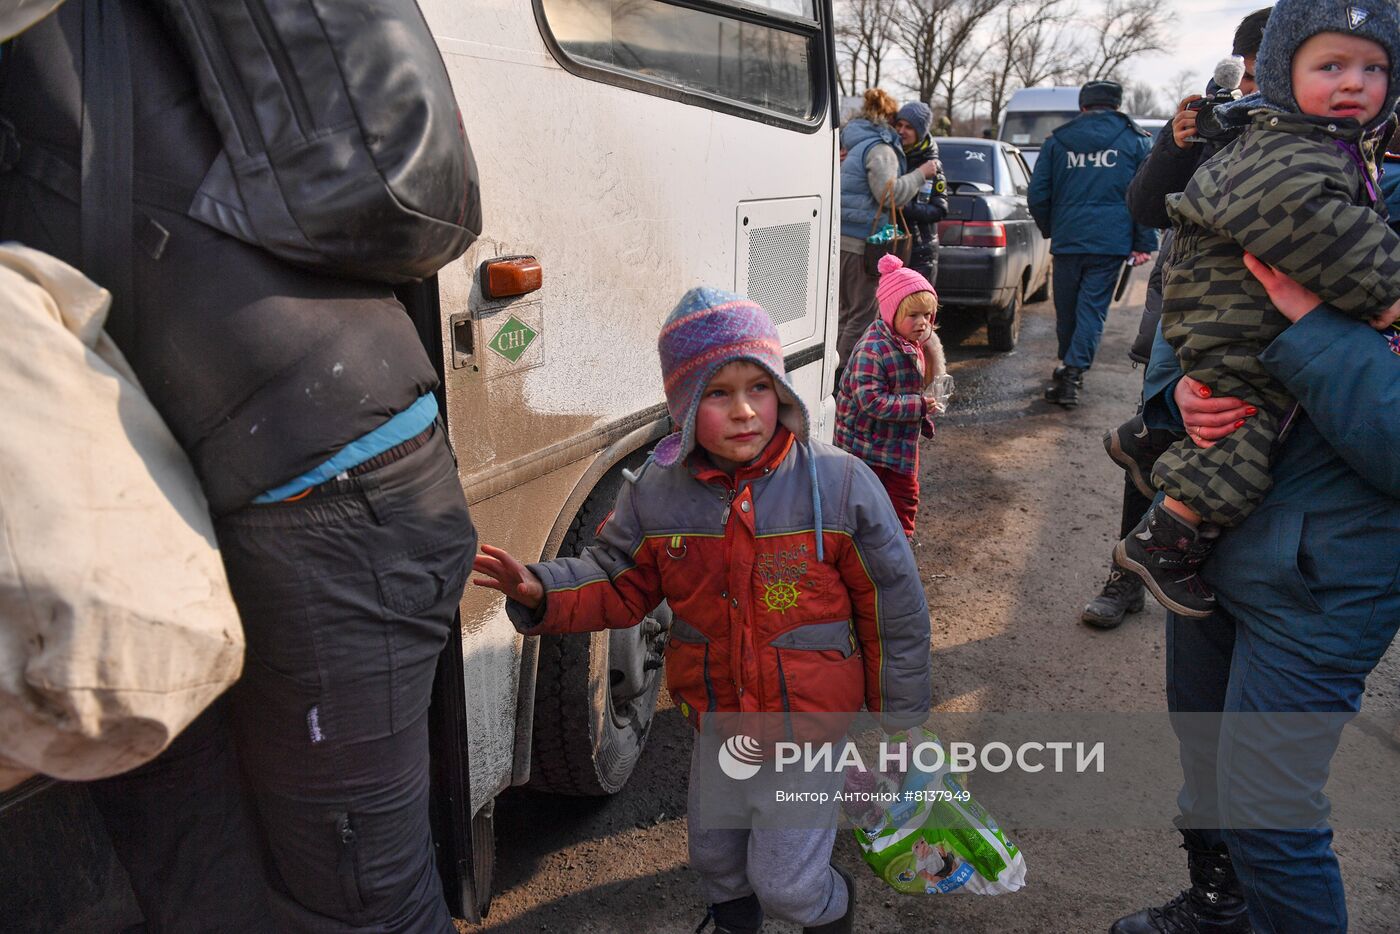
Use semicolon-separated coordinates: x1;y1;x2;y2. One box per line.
0;1;841;926
417;0;842;918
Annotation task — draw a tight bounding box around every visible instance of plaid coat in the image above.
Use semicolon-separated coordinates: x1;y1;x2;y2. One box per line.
834;319;933;476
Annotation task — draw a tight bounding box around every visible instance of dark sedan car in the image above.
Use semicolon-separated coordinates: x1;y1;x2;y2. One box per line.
934;138;1051;351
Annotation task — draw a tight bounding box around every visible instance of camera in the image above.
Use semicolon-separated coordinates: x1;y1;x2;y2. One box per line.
1185;56;1245;144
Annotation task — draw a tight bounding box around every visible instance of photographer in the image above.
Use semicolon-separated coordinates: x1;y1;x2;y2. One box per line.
1125;8;1271;229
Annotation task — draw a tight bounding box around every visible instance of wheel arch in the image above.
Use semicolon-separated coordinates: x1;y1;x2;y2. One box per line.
508;414;672;788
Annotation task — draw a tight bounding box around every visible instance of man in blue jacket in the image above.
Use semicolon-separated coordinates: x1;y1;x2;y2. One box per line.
1029;80;1157;407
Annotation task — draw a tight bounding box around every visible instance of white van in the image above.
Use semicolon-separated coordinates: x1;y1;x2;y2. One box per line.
997;86;1080;170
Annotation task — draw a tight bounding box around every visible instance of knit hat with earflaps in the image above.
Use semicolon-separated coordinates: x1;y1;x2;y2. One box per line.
1255;0;1400;131
654;287;809;469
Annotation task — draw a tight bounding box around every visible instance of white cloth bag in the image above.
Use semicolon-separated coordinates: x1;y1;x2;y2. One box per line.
0;244;243;789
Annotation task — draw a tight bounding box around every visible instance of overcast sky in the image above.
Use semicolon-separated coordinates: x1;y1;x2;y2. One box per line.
1119;0;1266;108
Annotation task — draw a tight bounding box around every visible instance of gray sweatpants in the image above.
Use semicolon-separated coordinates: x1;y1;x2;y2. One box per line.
686;730;850;926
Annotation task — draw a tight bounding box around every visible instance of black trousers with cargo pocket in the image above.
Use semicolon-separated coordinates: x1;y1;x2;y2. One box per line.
92;429;476;933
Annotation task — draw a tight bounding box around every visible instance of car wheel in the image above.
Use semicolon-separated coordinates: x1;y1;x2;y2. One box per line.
987;284;1022;352
527;454;669;796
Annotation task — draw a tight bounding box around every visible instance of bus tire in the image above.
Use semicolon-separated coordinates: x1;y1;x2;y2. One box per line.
467;803;494;920
527;455;669;796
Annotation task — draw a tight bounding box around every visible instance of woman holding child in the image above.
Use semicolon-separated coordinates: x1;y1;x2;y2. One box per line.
1112;0;1400;928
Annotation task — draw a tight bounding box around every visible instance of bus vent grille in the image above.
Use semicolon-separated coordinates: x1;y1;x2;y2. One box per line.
744;221;810;327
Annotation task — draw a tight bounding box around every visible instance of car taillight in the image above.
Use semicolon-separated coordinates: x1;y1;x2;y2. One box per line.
960;221;1006;247
937;220;962;246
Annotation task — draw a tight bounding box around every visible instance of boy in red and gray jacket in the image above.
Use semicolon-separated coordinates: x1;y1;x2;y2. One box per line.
474;287;932;934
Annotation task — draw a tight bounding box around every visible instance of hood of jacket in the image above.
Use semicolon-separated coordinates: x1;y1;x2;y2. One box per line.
1051;110;1148;153
1219;95;1398;151
842;117;900;153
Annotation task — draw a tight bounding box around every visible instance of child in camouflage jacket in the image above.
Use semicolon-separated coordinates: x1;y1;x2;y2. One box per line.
1113;0;1400;617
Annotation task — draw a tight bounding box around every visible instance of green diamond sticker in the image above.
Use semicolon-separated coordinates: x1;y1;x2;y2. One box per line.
486;315;538;363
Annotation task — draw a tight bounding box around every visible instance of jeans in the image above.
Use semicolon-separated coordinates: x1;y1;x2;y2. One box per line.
95;430;476;933
1052;253;1122;369
1167;610;1369;933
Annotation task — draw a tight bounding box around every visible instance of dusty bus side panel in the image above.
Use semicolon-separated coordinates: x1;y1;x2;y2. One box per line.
423;1;839;816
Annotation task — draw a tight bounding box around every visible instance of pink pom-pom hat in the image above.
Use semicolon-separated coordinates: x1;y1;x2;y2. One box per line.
874;254;936;328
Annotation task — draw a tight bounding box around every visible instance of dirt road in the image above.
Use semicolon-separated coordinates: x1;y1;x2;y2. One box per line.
465;287;1400;934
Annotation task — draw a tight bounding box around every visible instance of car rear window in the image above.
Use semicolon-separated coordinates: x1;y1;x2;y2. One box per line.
939;142;995;187
1001;111;1078;150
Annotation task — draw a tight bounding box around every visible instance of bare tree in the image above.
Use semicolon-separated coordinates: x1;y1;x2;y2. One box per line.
1075;0;1170;82
891;0;1006;115
976;0;1078;129
938;30;990;121
835;0;897;95
1166;67;1203;108
1123;81;1164;116
1011;1;1081;87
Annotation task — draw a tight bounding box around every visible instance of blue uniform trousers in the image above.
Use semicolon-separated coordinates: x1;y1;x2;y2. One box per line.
1052;253;1122;369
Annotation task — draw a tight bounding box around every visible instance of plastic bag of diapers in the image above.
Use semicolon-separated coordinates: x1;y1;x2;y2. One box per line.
843;727;1027;896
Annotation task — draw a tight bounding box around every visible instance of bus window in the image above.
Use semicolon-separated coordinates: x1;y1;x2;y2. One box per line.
537;0;822;123
742;0;816;15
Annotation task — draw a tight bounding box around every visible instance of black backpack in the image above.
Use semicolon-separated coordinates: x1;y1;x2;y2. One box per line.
151;0;481;283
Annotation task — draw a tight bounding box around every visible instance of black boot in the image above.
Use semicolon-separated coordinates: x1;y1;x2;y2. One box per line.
1044;365;1084;407
1081;567;1146;629
1114;503;1219;618
1104;415;1180;498
803;864;855;934
695;893;762;933
1109;830;1252;933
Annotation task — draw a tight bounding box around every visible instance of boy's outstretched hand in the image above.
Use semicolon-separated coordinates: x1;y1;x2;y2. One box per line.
472;543;544;609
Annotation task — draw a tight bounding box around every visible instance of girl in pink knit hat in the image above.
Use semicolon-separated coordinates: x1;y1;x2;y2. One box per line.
833;254;948;539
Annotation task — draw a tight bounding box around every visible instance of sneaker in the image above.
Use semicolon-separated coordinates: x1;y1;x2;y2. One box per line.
1081;568;1147;629
1044;366;1084;407
1113;505;1218;618
1103;416;1179;499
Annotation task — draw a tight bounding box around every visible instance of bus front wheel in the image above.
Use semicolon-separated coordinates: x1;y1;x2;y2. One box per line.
527;455;669;795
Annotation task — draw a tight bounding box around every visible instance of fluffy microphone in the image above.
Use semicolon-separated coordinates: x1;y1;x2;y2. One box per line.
1214;55;1245;94
1188;56;1247;143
